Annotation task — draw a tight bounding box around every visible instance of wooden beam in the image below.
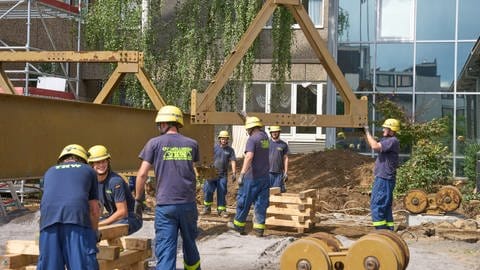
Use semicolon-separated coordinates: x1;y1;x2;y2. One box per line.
0;63;16;94
98;224;129;240
5;240;39;255
93;65;126;104
97;246;121;260
0;254;37;269
136;67;166;109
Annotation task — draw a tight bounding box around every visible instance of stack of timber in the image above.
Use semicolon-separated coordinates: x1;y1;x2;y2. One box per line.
0;224;152;270
266;188;317;233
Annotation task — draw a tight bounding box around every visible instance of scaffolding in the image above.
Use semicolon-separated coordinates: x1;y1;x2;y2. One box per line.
0;0;88;97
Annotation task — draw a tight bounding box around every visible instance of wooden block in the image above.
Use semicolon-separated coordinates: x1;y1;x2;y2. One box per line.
269;195;313;205
299;189;316;199
98;249;152;270
5;240;39;255
97;245;121;260
123;238;152;251
265;216;314;229
269;187;281;195
0;254;37;269
267;205;312;217
98;224;129;240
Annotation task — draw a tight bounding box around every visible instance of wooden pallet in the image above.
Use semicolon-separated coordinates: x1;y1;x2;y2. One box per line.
266;188;317;233
0;224;152;270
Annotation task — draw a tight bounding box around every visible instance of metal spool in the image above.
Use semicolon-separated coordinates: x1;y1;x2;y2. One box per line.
280;238;333;270
345;233;406;270
370;230;410;267
309;232;343;252
436;185;462;212
403;189;428;214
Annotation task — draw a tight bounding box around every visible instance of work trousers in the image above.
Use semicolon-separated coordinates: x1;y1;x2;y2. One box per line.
233;175;270;230
37;223;98;270
154;203;201;270
203;176;228;211
269;172;286;193
370;176;396;230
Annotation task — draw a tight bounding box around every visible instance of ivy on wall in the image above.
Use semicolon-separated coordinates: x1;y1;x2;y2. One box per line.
85;0;294;111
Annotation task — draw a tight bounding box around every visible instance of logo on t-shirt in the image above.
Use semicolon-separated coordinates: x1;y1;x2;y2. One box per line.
261;139;269;149
162;146;193;161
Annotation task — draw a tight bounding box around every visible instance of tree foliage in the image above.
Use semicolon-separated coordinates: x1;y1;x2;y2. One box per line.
85;0;294;111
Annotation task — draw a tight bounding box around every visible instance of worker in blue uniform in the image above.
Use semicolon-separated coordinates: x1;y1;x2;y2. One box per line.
87;145;142;235
364;119;400;231
37;144;100;270
134;105;201;270
228;116;270;237
201;130;237;217
268;126;289;193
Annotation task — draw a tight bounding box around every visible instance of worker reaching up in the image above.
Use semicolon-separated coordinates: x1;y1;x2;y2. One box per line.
87;145;142;235
228;116;270;237
268;126;290;193
37;144;100;270
134;105;201;270
364;119;400;231
201;130;237;217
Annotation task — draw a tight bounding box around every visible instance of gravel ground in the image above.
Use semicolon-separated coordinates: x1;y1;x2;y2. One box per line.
1;210;479;270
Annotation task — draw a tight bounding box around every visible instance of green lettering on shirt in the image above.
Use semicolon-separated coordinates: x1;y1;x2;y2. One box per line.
261;139;270;149
162;146;193;161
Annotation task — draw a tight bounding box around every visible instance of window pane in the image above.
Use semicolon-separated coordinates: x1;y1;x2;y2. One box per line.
378;0;414;40
415;94;443;123
338;0;374;42
458;0;480;40
416;43;454;91
271;84;292;133
296;84;316;134
457;42;478;92
416;0;455;40
375;43;414;93
305;0;323;26
338;44;374;92
246;84;266;113
462;94;480;142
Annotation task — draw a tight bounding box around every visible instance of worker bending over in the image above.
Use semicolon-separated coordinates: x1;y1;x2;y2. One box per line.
88;145;142;235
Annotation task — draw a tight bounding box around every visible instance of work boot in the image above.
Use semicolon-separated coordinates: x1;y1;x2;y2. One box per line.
218;210;229;218
254;229;264;237
201;206;211;215
227;221;246;235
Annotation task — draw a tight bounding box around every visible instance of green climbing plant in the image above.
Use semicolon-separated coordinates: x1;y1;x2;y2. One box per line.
84;0;295;111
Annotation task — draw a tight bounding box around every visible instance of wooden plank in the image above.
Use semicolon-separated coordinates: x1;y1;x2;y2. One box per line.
269;196;313;205
97;246;121;260
5;240;39;256
265;216;313;228
0;254;37;269
299;189;316;199
98;249;152;270
267;205;312;217
99;224;129;240
269;187;281;195
123;238;152;251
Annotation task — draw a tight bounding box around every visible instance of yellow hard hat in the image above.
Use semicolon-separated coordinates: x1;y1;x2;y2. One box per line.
245;116;263;130
382;118;400;132
268;126;281;132
218;130;230;138
155;105;184;127
58;144;88;162
337;131;346;139
87;145;111;163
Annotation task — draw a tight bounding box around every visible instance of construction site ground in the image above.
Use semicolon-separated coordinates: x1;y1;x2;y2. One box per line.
1;149;479;269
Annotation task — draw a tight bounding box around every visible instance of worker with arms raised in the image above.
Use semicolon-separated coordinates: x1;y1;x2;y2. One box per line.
228;116;270;237
364;119;400;231
134;105;201;270
87;145;142;235
201;130;237;217
37;144;100;269
268;126;289;193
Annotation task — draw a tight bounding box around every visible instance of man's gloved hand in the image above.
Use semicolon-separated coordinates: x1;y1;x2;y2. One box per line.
363;125;370;134
95;230;102;243
231;173;237;182
237;173;245;185
282;172;288;183
134;199;143;217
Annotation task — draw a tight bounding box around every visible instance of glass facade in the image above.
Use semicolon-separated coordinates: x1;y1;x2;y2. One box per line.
337;0;480;176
